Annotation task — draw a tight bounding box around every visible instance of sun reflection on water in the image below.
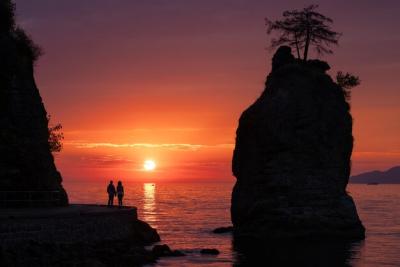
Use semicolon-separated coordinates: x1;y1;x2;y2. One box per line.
143;183;157;227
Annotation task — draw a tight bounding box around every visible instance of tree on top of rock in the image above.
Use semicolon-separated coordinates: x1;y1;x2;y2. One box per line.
266;5;341;61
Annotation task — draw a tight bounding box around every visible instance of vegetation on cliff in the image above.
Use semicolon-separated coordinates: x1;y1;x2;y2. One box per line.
266;4;341;61
266;4;360;103
1;0;42;63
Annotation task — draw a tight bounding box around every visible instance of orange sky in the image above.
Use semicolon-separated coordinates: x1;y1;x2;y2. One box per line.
18;0;400;182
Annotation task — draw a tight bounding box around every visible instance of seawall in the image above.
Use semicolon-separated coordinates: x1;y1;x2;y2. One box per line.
0;204;159;245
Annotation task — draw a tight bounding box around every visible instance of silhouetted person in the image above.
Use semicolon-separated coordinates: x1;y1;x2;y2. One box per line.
107;180;116;206
117;181;124;207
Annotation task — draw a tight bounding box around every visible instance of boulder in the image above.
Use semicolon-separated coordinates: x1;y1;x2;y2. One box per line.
212;226;233;234
200;248;220;255
151;244;185;257
231;46;365;241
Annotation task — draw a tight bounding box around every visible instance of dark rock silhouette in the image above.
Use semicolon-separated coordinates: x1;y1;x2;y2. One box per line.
212;226;233;234
200;248;220;255
0;1;67;206
231;46;365;240
350;166;400;184
151;244;185;257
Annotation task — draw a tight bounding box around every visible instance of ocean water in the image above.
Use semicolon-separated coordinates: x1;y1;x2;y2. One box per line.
64;181;400;266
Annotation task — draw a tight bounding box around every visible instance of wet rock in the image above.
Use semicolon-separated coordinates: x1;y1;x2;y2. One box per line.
151;244;185;258
170;250;186;257
152;244;172;257
200;248;220;255
231;46;365;241
212;226;233;234
132;220;161;244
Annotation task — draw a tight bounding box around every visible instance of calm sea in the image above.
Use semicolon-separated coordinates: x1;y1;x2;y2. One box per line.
64;181;400;267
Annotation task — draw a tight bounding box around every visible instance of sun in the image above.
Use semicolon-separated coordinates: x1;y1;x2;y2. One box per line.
143;160;156;171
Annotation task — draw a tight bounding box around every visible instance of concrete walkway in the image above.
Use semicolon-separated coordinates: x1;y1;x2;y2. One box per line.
0;204;151;246
0;204;137;219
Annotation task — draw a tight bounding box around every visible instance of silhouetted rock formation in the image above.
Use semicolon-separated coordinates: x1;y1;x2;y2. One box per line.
231;46;365;240
0;2;67;206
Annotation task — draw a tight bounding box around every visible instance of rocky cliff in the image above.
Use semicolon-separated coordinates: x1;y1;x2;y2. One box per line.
0;2;68;206
231;46;365;240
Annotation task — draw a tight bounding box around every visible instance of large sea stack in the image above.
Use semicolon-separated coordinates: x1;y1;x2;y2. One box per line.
0;1;68;206
231;46;365;240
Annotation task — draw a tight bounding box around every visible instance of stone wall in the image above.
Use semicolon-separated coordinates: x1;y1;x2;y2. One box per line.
0;205;159;246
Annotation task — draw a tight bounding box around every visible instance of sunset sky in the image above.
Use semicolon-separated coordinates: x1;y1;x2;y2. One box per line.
17;0;400;182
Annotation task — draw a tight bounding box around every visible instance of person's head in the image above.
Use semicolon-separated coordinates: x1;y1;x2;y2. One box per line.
118;181;122;186
109;180;113;184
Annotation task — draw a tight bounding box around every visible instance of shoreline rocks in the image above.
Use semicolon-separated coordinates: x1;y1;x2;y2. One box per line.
0;204;160;266
200;248;220;255
212;226;233;234
152;244;185;257
1;239;157;267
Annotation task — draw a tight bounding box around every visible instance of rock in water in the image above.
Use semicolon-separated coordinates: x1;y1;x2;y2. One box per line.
200;248;220;255
231;46;365;240
0;3;68;206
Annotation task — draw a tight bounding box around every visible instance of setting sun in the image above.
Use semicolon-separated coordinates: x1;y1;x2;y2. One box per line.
144;160;156;171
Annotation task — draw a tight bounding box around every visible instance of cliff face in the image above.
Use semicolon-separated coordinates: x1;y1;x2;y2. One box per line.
231;46;364;240
0;30;68;206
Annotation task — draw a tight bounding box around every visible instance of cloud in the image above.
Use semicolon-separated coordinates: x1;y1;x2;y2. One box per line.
80;155;134;167
173;160;231;171
66;142;234;151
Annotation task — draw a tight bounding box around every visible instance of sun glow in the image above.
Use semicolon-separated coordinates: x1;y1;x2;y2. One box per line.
143;160;156;171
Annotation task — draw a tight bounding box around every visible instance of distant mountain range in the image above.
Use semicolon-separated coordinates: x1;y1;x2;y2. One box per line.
350;166;400;184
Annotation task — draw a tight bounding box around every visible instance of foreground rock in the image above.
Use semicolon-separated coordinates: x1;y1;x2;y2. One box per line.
231;46;365;241
152;244;185;257
1;240;156;267
0;205;160;266
0;0;67;206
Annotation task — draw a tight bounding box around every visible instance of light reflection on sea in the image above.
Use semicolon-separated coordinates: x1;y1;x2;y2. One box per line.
64;181;400;266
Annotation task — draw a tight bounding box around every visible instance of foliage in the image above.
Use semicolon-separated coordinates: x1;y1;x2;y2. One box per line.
13;27;43;63
336;71;360;101
47;115;64;153
1;0;42;63
266;4;341;61
0;0;15;34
